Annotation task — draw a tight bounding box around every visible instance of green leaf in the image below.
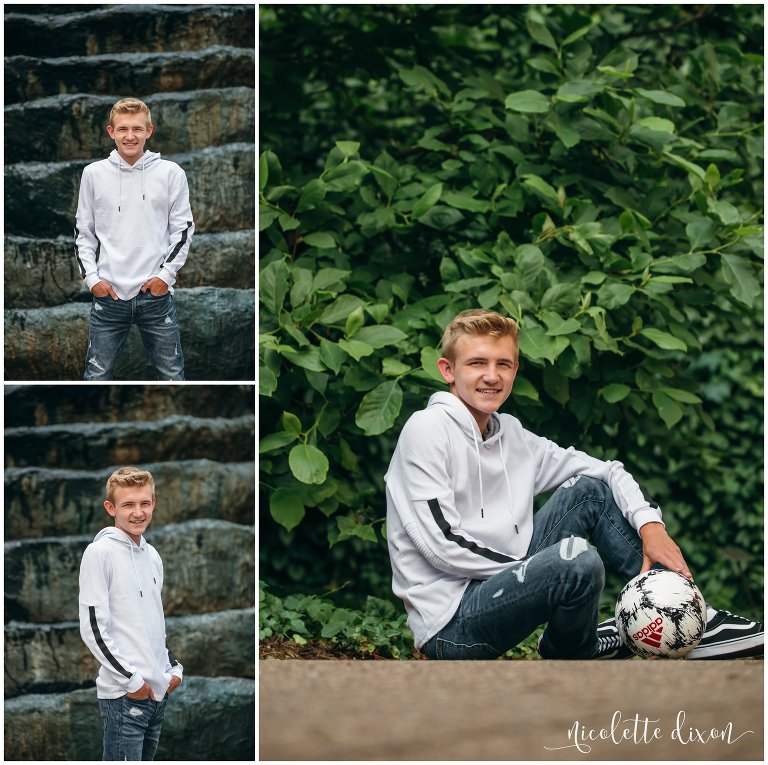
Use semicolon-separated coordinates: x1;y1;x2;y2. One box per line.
639;328;688;352
544;317;581;336
259;365;278;396
412;183;443;219
600;383;631;403
312;268;350;292
259;259;289;315
418;206;465;229
420;347;445;383
335;140;360;157
637;117;676;133
707;199;740;226
686;218;718;250
663;152;706;180
354;325;409;348
505;90;551;113
660;387;702;404
289;444;330;484
280;347;326;372
382;358;411;376
259;431;298;454
355;381;403;435
296;179;326;212
269;489;305;531
303;232;336;249
511;376;539;401
344;306;365;338
338;338;375;361
521;174;560;207
635;88;686;107
290;268;314;308
519;325;569;364
442;191;490;212
335;515;378;544
259;205;279;232
323;160;368;192
526;17;558;50
282;411;302;436
318;295;366;325
319;339;348;374
720;254;761;307
652;392;684;429
259;151;269;192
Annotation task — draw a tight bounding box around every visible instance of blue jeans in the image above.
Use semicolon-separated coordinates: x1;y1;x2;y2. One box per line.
99;695;167;761
421;476;646;660
84;292;185;381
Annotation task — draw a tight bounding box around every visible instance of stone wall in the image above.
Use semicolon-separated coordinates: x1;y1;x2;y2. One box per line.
3;4;255;380
3;385;255;761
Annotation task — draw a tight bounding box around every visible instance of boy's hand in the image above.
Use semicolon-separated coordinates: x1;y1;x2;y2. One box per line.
639;521;693;580
140;277;169;296
126;682;155;700
91;280;119;300
167;676;182;695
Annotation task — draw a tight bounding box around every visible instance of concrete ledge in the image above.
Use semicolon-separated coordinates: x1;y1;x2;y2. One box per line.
5;608;254;697
5;519;255;622
5;5;255;58
259;660;763;760
4;88;255;162
5;143;254;237
5;460;255;538
4;675;255;761
4;286;255;380
5;45;254;104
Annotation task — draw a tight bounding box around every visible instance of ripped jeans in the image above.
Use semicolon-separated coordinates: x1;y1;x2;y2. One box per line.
420;476;646;660
83;292;185;381
99;694;167;760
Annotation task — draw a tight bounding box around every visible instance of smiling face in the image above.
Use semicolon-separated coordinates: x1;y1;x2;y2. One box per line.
105;484;156;544
437;333;519;432
107;111;153;165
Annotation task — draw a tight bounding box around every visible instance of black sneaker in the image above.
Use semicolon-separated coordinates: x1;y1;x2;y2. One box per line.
685;610;764;660
536;619;634;659
595;617;634;659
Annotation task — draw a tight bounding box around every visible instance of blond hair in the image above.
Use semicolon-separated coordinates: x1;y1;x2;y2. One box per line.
108;97;152;128
441;309;519;361
106;466;155;503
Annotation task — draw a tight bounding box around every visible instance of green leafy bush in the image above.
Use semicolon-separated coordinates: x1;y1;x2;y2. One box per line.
260;5;763;625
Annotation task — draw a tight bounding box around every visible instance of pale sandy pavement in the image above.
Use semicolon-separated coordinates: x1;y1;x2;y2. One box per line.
259;660;763;761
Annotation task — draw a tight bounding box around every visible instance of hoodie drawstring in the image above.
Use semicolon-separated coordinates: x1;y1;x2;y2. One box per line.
470;426;485;518
117;156;122;212
142;155;145;201
130;542;143;597
498;436;520;534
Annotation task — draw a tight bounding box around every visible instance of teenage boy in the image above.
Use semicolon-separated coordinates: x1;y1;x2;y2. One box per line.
79;467;183;761
74;97;194;380
385;309;763;660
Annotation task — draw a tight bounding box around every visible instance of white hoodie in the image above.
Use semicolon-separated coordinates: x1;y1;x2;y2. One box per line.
78;527;183;700
74;149;194;300
385;392;664;650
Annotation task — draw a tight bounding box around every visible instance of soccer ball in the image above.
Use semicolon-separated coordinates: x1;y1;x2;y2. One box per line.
615;569;707;658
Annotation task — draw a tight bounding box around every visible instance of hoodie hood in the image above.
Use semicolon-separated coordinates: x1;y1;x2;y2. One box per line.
94;525;146;550
108;149;162;212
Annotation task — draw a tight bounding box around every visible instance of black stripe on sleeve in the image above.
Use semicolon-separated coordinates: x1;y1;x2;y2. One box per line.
427;499;516;563
167;647;179;667
165;221;192;264
89;605;132;679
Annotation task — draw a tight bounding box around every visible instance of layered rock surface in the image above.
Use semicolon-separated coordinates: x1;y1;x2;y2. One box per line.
3;4;255;381
3;384;255;760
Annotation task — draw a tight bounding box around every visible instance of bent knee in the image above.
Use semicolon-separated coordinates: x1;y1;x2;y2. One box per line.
557;536;605;583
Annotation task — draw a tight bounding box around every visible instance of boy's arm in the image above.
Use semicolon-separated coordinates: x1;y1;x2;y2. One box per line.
387;417;522;579
73;169;105;292
78;546;146;694
525;431;663;531
155;168;194;290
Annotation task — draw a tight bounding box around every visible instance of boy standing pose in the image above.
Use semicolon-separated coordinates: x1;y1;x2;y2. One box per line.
385;309;763;660
74;97;194;380
79;467;183;761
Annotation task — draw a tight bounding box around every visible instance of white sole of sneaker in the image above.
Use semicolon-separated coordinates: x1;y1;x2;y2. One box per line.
685;634;764;659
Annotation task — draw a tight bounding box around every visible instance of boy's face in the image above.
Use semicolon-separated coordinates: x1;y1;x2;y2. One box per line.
107;112;154;165
437;333;519;430
105;484;155;543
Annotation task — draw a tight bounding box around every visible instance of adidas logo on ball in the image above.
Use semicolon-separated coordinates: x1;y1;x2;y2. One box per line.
633;617;663;647
616;570;706;658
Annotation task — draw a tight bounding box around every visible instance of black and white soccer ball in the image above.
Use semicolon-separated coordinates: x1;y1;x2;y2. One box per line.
615;569;707;658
